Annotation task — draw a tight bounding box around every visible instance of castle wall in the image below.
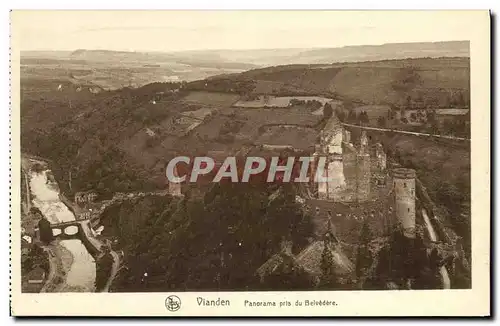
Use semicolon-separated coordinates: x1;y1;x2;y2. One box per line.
327;154;346;201
375;143;387;171
309;152;319;197
356;153;371;202
342;148;357;202
343;129;351;144
317;168;328;200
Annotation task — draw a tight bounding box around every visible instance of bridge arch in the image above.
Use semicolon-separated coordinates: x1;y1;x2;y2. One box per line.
64;225;79;236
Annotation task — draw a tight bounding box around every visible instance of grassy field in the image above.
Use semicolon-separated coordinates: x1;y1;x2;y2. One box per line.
255;126;317;151
181;91;240;107
234;95;337;108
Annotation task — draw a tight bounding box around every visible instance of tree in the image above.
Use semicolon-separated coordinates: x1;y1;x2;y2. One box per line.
323;103;333;119
347;110;358;124
290;99;305;106
430;119;440;135
109;183;315;292
359;111;370;124
319;239;339;289
377;116;387;128
335;108;346;122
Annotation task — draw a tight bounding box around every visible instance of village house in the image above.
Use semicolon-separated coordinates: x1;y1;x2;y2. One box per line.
74;191;98;205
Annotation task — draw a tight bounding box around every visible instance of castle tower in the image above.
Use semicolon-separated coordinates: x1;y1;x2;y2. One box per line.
168;165;183;197
360;131;368;154
375;143;387;171
356;153;371;202
317;160;329;200
327;129;343;155
392;168;416;238
342;129;351;144
327;153;346;201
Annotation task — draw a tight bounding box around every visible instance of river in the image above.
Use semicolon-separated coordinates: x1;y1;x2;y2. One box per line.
421;209;451;289
29;168;96;292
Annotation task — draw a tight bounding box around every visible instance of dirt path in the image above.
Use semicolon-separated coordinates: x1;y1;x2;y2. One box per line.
342;122;470;141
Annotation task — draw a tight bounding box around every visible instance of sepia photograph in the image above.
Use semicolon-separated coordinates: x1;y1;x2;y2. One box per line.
9;10;490;317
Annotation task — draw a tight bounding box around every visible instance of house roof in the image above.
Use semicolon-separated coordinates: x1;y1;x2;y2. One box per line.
255;252;318;284
27;267;46;280
295;241;354;277
255;253;287;279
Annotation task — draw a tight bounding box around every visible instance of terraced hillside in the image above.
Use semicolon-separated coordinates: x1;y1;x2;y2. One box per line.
216;57;470;108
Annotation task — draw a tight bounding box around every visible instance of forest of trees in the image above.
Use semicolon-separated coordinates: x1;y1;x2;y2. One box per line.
103;182;315;291
336;109;370;125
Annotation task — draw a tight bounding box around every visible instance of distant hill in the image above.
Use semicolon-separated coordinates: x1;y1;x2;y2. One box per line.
281;41;469;65
22;40;469;67
170;40;469;66
20;41;468;90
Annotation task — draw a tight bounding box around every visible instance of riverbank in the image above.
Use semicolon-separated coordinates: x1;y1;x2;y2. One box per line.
22;155;127;293
40;242;74;292
25;159;96;292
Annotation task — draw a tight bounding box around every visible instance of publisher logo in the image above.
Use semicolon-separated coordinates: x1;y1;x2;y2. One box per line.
165;295;181;312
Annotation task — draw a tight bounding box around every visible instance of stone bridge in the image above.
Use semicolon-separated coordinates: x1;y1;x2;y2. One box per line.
49;219;102;256
50;220;86;239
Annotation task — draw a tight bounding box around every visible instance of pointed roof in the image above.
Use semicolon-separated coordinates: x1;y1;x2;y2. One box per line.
255;253;287;280
295;241;354;277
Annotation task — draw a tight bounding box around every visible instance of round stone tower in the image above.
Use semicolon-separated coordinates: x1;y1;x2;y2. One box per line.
356;153;371;202
392;168;416;238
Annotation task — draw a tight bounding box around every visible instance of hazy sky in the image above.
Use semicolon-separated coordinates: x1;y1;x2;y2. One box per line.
13;10;472;52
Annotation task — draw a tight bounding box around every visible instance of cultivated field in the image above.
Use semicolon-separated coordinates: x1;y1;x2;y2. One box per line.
255;126;317;151
233;95;338;108
181;91;240;107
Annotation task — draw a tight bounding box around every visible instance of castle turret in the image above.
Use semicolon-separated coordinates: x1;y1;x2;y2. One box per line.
356;153;371;202
375;143;387;171
342;129;351;144
327;129;343;154
360;131;368;154
168;165;183;197
392;168;416;238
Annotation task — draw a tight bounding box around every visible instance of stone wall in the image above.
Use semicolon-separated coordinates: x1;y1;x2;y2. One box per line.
356;153;371;202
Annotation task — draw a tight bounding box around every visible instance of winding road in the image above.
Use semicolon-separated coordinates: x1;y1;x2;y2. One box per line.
341;123;470;142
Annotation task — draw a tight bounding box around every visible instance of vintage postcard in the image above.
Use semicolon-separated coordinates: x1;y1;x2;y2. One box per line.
10;10;490;317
